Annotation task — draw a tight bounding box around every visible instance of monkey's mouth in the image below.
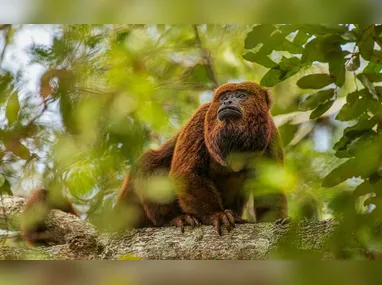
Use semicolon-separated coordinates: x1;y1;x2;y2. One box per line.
217;106;242;120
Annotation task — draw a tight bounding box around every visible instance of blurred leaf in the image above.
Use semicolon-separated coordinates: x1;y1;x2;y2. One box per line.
309;99;334;119
0;72;13;105
353;180;374;198
118;254;142;260
244;25;275;49
299;88;334;111
190;64;210;84
278;122;298;147
0;178;12;195
3;139;30;160
296;73;334;89
6;92;20;125
40;69;74;99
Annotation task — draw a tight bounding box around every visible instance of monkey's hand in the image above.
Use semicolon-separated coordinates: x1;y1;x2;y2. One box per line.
275;216;291;225
170;214;201;233
205;209;248;235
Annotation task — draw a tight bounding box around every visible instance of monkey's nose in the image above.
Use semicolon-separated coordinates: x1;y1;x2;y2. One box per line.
224;100;233;105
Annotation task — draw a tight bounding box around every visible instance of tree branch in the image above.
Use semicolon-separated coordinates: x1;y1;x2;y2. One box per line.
193;25;219;88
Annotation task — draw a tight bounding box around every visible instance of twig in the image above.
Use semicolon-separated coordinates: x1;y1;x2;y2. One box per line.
193;25;219;88
0;25;11;69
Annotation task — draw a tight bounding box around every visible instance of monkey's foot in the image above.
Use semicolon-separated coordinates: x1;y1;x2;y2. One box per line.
275;216;291;225
170;214;201;233
207;209;248;236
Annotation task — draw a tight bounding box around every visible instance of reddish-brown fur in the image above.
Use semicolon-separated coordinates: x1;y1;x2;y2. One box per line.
22;81;288;245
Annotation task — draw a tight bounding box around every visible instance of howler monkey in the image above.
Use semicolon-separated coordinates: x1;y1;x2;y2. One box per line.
22;81;288;245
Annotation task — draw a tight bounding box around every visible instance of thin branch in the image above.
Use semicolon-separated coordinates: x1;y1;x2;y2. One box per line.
193;25;219;88
0;25;11;69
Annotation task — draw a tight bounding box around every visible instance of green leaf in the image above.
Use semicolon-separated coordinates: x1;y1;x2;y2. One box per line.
329;58;346;87
278;122;298;147
370;49;382;64
190;64;210;84
309;100;334;119
322;158;359;187
344;115;378;138
363;61;382;73
336;90;377;121
293;30;310;46
358;26;375;60
257;30;285;55
244;25;275;49
353;180;374;197
299;88;335;111
280;39;303;54
260;68;282;87
6;92;20;125
242;52;277;68
301;38;326;63
0;178;12;195
358;72;382;82
296;73;334;89
357;74;379;99
346;54;360;71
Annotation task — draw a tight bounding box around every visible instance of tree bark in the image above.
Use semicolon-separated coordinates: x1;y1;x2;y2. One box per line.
0;195;338;260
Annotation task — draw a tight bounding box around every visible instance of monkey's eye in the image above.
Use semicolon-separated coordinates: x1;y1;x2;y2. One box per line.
220;95;228;102
236;92;247;99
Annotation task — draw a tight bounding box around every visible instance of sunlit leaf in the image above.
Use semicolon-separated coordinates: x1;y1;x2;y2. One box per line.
6;92;20;125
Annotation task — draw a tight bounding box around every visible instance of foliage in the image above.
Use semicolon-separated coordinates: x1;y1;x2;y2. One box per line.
243;24;382;258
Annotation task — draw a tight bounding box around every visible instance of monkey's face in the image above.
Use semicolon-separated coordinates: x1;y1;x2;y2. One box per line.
217;90;247;121
204;82;273;166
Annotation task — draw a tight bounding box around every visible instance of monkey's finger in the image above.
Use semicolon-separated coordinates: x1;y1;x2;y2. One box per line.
172;217;185;233
224;210;236;227
185;214;196;228
221;214;233;232
275;217;291;225
213;218;222;236
193;217;201;227
232;213;248;224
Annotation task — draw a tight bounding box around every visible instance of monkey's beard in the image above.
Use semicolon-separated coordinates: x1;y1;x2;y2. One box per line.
206;119;270;167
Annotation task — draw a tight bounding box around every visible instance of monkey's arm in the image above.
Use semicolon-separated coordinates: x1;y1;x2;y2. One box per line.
253;120;288;223
114;135;200;230
22;188;79;246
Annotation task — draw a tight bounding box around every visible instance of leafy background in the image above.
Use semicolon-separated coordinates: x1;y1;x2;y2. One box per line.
0;24;381;258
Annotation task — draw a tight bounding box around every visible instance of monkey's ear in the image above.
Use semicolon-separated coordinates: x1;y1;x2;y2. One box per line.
263;89;273;109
